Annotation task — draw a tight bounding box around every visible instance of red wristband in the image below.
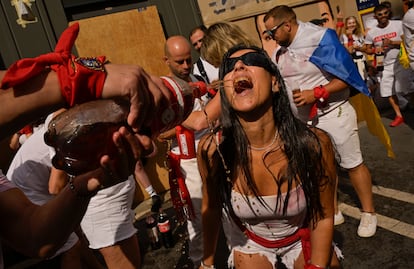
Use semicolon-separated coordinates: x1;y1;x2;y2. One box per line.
0;23;107;106
19;125;33;135
313;85;330;103
53;55;106;106
309;85;330;119
336;21;344;28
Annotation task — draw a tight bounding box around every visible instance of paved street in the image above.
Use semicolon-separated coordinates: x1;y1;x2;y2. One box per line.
333;105;414;268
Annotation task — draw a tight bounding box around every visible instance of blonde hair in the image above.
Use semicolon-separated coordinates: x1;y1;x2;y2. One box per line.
342;16;363;37
200;22;258;68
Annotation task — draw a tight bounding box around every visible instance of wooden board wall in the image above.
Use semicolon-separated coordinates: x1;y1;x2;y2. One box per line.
70;6;168;76
71;6;170;202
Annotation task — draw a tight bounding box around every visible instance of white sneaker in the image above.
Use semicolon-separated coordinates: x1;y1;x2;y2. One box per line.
357;212;377;237
334;211;345;226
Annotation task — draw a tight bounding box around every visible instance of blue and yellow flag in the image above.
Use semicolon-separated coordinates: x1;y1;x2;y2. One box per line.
309;28;395;158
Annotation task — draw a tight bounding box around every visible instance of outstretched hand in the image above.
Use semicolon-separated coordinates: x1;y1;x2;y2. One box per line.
80;126;150;193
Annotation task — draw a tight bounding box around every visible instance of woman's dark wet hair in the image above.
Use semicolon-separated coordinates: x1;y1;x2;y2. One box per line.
206;44;329;226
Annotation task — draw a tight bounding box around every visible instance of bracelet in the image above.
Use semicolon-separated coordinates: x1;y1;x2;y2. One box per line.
201;261;215;269
0;23;107;106
68;175;98;198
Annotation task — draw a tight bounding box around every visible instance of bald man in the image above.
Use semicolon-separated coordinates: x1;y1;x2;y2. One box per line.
160;35;212;268
163;35;196;82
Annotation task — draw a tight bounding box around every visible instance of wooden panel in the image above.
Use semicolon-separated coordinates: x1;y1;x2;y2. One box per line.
71;6;170;202
70;6;168;76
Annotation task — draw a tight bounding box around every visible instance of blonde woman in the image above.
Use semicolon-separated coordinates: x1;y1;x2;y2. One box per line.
340;16;367;80
201;22;259;68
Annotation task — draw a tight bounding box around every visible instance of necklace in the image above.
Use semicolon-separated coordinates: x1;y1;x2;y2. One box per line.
249;129;279;151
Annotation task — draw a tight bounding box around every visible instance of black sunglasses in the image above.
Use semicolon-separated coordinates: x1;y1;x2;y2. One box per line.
221;51;273;77
263;20;288;40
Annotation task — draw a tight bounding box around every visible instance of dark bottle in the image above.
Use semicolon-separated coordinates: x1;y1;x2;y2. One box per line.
157;209;174;248
146;214;161;250
44;98;130;176
375;44;385;72
44;85;196;176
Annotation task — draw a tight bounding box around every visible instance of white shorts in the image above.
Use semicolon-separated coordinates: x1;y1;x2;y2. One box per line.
81;176;137;249
380;62;414;97
316;101;363;169
226;226;343;269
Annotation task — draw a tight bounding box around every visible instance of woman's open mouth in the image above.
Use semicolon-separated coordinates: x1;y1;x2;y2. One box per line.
233;77;253;93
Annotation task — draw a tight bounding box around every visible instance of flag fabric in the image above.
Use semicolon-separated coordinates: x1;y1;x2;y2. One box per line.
350;94;395;158
309;28;371;97
288;23;394;157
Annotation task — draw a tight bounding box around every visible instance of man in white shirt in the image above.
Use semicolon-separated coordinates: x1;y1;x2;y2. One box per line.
189;25;219;84
365;3;414;127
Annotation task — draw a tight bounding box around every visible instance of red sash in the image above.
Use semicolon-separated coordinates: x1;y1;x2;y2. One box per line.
167;151;195;222
231;213;311;264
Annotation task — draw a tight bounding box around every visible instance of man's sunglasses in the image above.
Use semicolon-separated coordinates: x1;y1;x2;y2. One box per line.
263;21;288;40
221;51;273;77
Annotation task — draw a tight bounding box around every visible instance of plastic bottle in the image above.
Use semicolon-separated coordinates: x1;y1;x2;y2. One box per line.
175;125;196;159
157;209;174;248
146;214;161;250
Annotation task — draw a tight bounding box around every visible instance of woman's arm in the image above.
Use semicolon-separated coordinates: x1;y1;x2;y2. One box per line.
197;134;222;268
0;171;96;258
308;130;337;267
182;93;221;131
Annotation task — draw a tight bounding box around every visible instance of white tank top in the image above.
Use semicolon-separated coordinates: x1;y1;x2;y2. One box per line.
231;185;307;240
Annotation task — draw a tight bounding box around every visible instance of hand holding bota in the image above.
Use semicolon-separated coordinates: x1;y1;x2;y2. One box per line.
44;98;133;177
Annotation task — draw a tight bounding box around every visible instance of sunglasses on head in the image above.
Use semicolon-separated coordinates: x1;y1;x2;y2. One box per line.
221;51;273;77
